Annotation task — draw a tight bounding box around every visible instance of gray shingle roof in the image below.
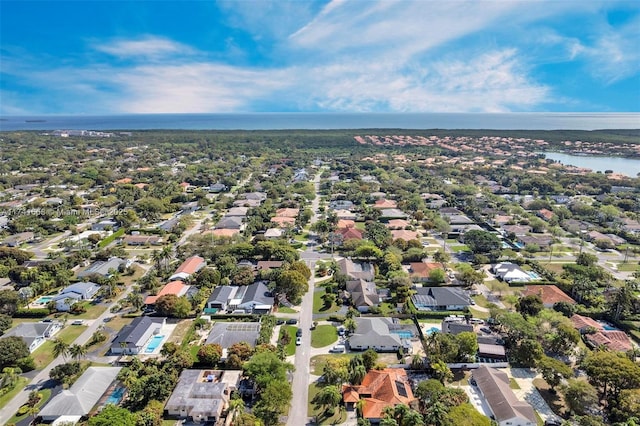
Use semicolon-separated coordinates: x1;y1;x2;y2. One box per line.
412;287;472;308
349;317;402;349
111;316;164;350
39;367;121;418
472;366;536;423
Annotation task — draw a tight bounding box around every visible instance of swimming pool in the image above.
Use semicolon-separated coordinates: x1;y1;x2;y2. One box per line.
35;296;54;304
598;322;619;331
145;335;165;353
527;271;541;280
425;327;440;335
105;387;125;405
392;330;413;339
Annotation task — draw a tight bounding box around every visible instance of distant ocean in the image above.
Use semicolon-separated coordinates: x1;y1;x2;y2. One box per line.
0;112;639;131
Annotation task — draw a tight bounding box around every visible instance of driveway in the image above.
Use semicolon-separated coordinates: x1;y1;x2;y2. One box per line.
510;368;562;424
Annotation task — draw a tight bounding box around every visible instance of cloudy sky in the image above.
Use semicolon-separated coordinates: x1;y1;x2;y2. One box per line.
1;0;639;114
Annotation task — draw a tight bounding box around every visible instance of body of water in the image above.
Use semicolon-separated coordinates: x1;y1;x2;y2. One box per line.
543;152;640;177
0;112;639;131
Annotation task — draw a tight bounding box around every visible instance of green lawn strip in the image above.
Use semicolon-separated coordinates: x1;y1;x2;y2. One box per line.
311;325;338;348
70;301;108;319
471;294;489;307
282;325;297;356
307;382;347;425
354;222;366;230
313;289;339;314
509;378;521;390
615;262;640;272
469;306;490;319
449;245;471;253
98;228;125;248
32;325;88;369
277;306;297;314
7;387;52;424
310;354;357;376
0;377;29;410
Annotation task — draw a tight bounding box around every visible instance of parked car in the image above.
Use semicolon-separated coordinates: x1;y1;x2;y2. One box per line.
71;320;84;325
337;327;345;336
329;344;346;353
296;328;302;337
296;337;302;346
276;319;285;325
286;319;298;325
480;326;492;334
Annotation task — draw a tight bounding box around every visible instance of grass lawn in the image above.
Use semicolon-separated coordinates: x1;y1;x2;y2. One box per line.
355;222;366;230
165;319;194;345
472;294;489;307
277;305;297;314
32;325;88;369
542;262;569;274
533;378;568;419
509;378;521;390
451;369;471;386
469;306;490;319
310;354;357;375
282;325;298;356
0;377;29;410
308;383;347;425
311;325;338;348
70;301;108;319
449;245;471;253
313;289;340;314
7;388;52;424
615;262;640;272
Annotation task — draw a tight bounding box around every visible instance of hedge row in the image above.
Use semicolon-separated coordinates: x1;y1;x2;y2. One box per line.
14;308;50;318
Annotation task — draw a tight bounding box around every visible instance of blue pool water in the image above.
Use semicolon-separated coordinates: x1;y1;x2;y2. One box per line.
599;323;619;331
145;335;165;353
105;387;125;405
426;327;440;335
35;296;54;304
392;330;413;339
527;271;541;280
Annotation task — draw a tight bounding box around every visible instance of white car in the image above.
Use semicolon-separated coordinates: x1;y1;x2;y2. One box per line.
296;337;302;346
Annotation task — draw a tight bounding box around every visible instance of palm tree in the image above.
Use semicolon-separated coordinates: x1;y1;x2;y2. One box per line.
151;250;163;270
311;385;342;418
349;364;366;385
228;394;245;423
160;246;173;271
424;400;448;426
126;291;144;312
52;338;70;362
69;344;87;362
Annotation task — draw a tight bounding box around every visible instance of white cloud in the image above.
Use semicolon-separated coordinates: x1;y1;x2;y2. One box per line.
94;36;196;60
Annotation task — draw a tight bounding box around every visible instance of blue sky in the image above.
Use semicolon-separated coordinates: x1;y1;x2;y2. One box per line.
1;0;639;114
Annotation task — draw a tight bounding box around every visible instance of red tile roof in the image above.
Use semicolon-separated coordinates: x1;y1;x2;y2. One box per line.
174;256;205;275
145;281;189;304
570;314;603;331
275;208;299;218
339;227;363;240
522;285;575;306
373;199;397;209
342;368;415;420
391;229;419;241
409;262;442;278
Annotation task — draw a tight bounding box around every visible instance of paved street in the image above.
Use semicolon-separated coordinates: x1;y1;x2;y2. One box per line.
286;171;322;426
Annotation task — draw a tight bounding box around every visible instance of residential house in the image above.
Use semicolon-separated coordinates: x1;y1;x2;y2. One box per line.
209;229;240;238
373;199;397;209
275;208;299;218
205;282;273;314
439;207;464;217
169;256;206;282
226;207;249;217
123;234;162;246
378;209;408;221
477;343;507;362
390;229;420;241
342;368;415;423
349;317;412;352
270;216;296;227
264;228;284;239
209;183;228;193
537;209;554;221
164;369;242;423
569;314;633;352
215;216;243;230
386;219;409;229
145;281;191;305
441;320;474;335
336;219;356;230
346;279;380;312
1;231;35;247
159;216;181;232
501;225;531;236
329;200;354;210
91;219;118;232
338;227;363;241
492;263;532;283
110;316;166;355
522;285;575;308
338;258;375;281
517;234;553;248
472;366;537;426
3;321;62;352
77;257;126;279
411;287;472;311
334;209;357;221
256;261;284;272
408;262;444;283
53;281;100;311
38;367;122;423
205;322;260;348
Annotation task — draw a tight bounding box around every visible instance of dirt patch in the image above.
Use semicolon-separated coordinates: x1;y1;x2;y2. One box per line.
533;378;568;419
166;319;193;345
